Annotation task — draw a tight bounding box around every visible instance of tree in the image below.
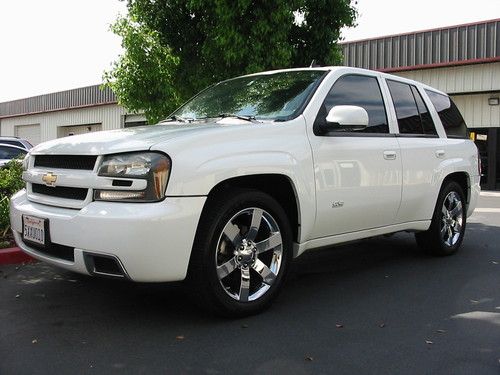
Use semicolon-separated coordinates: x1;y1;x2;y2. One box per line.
104;0;357;123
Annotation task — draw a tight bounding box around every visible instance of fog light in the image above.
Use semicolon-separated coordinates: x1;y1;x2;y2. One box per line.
94;190;146;201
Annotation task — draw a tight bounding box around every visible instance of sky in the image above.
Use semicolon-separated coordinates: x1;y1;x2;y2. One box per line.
0;0;498;102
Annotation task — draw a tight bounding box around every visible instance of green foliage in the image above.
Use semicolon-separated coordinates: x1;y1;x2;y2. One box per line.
0;160;25;244
104;0;357;124
103;14;181;123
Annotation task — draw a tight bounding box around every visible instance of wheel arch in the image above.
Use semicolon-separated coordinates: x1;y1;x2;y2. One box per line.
441;171;470;206
199;174;301;244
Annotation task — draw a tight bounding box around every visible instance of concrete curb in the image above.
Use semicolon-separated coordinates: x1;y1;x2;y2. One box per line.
0;246;35;265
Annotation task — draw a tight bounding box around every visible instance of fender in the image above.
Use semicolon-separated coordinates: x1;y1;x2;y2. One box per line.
151;118;317;243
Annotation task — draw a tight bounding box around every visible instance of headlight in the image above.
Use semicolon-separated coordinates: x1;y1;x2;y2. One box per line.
95;152;171;202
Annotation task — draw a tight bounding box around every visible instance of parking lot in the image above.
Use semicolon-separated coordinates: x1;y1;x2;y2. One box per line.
1;193;499;375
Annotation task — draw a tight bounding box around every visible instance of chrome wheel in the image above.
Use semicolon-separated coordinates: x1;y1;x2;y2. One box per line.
215;207;283;302
440;191;463;247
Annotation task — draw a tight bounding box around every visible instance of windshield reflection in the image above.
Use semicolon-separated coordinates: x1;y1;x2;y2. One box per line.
171;70;327;122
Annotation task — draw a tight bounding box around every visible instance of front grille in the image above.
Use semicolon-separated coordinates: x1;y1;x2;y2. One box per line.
34;155;97;170
22;238;75;262
32;183;88;200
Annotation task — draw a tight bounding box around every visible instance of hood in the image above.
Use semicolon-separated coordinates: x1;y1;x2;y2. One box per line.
31;122;236;155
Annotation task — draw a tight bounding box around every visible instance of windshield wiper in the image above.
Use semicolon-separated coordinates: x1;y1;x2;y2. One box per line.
218;113;257;122
161;115;193;123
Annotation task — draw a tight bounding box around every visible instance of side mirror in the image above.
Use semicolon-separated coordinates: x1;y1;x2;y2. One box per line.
323;105;369;132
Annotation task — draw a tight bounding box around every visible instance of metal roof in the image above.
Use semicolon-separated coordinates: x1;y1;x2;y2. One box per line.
342;18;500;72
0;85;117;119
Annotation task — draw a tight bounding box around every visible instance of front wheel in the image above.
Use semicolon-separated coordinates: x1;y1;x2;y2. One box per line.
415;181;467;256
188;188;292;317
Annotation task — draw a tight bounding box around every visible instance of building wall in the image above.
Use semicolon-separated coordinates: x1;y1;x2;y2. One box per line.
0;104;126;144
393;62;500;94
451;93;500;128
342;19;499;71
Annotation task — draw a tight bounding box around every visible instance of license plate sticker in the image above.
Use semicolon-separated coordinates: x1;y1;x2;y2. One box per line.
22;215;46;246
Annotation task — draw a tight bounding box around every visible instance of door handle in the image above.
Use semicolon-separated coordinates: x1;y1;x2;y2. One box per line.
383;151;397;160
436;150;445;158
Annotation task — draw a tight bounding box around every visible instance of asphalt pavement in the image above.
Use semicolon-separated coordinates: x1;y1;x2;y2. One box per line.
1;193;499;375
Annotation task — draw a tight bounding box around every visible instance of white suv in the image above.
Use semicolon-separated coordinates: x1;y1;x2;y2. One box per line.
10;67;480;316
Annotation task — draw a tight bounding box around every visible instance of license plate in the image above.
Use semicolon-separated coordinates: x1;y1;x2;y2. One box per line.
22;215;47;246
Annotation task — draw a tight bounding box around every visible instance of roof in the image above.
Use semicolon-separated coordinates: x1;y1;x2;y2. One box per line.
342;18;500;72
0;84;117;119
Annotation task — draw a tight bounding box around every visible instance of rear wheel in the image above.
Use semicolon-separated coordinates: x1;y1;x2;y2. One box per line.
415;181;466;256
188;188;292;317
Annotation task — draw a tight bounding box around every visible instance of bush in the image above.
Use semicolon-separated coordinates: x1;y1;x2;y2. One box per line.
0;159;25;247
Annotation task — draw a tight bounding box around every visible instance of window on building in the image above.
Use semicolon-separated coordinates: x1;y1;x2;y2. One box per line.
425;90;468;138
315;74;389;134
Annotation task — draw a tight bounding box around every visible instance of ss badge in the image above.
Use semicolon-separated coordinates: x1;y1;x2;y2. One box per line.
332;201;344;208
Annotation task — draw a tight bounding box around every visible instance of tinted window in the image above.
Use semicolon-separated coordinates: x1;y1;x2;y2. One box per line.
316;74;389;133
0;146;26;160
411;86;437;135
387;80;423;134
425;90;468;138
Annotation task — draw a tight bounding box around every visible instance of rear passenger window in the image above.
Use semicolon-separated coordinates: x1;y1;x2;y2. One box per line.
387;80;423;135
387;81;438;136
425;90;468;138
315;74;389;134
411;86;437;136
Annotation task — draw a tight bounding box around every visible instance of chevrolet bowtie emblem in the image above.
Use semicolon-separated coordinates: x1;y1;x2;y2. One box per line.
41;172;58;186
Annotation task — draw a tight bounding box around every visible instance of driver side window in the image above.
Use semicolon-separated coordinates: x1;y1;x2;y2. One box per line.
314;74;389;134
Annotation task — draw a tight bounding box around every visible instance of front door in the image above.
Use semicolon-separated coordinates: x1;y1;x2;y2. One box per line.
308;73;402;238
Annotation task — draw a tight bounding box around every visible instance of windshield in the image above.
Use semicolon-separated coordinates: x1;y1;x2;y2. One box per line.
171;70;327;121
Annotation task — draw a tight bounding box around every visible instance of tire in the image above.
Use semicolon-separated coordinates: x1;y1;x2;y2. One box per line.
187;188;292;317
415;181;467;256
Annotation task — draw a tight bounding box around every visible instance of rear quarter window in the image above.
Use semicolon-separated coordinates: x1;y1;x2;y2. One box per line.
425;90;468;138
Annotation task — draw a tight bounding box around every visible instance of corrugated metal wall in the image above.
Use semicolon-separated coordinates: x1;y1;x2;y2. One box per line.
0;85;116;118
342;19;500;71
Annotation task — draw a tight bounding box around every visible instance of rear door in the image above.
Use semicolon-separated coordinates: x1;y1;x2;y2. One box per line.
384;79;447;223
308;73;402;238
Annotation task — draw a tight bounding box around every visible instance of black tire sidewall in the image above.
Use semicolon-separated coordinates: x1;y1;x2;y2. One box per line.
190;189;293;317
428;181;467;255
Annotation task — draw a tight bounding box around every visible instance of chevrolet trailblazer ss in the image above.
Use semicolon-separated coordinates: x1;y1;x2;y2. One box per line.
10;67;480;316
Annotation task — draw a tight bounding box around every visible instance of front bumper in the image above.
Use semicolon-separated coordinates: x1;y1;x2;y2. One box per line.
10;189;206;282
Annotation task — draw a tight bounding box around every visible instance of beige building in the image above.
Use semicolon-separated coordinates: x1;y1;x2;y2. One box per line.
0;85;146;146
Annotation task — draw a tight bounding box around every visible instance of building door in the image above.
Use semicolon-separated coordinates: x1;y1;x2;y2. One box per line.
470;128;498;190
58;124;102;138
15;124;41;145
